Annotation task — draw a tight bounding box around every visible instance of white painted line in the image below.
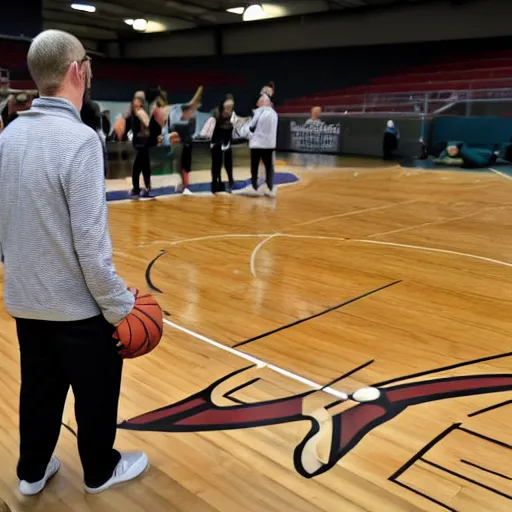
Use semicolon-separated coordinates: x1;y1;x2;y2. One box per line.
250;233;280;278
489;167;512;181
290;200;416;228
354;239;512;268
367;207;497;238
138;233;273;249
162;318;349;400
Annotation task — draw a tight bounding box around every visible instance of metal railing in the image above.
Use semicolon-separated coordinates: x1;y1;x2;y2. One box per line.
321;86;512;115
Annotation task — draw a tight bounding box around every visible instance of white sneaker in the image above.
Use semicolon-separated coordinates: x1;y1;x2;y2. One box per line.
19;455;60;496
84;452;148;494
238;185;262;197
265;187;276;199
182;188;193;196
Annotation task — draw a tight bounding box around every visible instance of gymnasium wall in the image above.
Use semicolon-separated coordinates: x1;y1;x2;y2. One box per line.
277;114;427;158
432;117;512;149
3;31;512;114
122;0;512;58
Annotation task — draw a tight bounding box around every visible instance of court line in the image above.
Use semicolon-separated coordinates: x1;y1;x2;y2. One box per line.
489;167;512;181
250;200;415;277
467;398;512;418
146;234;512;397
367;207;499;239
138;233;273;249
233;280;401;348
162;317;348;400
460;459;511;481
146;251;166;293
354;239;512;269
289;199;416;229
250;233;280;277
421;458;512;500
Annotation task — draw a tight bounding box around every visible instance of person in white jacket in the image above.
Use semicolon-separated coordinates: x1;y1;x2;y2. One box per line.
248;93;278;197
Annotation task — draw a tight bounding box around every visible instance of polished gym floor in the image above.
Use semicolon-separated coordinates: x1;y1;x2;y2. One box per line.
1;156;511;511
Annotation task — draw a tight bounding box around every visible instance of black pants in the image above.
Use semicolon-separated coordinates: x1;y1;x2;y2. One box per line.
250;149;274;191
211;145;233;193
181;144;192;173
16;316;122;488
383;132;398;160
132;147;151;194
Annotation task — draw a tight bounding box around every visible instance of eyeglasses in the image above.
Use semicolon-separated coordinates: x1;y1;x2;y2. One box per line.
78;54;91;65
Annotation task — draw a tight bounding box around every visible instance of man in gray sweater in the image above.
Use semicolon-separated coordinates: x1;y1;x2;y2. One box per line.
0;30;148;495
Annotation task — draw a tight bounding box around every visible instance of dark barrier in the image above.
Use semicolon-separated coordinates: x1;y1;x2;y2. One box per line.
277;114;429;158
431;116;512;150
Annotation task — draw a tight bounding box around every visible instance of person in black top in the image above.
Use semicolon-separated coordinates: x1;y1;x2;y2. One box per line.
130;97;152;198
1;93;32;129
167;105;197;193
80;99;101;131
101;110;111;139
81;99;109;176
210;95;235;193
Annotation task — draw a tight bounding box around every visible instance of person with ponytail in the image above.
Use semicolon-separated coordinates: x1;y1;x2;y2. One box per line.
163;86;203;194
208;94;236;193
247;92;278;197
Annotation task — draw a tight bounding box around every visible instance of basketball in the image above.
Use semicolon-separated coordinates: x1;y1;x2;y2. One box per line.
114;292;164;359
169;131;181;144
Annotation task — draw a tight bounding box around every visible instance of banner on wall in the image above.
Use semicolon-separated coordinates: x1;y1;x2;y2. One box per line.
289;120;341;153
278;116;343;154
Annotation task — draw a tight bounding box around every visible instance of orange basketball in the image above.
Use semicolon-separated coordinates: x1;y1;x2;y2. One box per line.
169;131;181;144
114;292;163;359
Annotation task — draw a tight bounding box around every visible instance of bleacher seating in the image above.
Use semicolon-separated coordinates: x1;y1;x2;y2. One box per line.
279;50;512;114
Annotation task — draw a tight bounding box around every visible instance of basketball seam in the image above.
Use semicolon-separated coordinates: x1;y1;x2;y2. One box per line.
134;305;163;337
130;311;152;357
126;316;133;350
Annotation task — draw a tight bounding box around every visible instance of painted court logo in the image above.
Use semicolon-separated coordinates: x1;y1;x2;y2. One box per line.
119;360;512;479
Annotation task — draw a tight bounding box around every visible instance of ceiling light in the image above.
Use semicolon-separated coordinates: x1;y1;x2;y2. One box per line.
144;20;168;33
124;19;134;25
71;3;96;13
243;4;265;21
227;7;245;14
132;18;148;31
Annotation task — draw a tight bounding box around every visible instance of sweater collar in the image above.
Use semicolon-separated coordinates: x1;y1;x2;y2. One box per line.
20;97;81;122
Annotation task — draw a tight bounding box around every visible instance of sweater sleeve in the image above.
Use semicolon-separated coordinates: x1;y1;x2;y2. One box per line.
248;108;263;132
66;132;135;325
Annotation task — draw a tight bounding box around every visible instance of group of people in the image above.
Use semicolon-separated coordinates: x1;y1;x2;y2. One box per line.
0;92;34;132
114;83;279;199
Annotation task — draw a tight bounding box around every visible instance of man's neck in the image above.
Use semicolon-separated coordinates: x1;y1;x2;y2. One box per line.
45;90;82;111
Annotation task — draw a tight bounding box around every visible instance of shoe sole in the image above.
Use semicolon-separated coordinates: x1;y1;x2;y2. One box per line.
19;458;61;496
84;455;149;495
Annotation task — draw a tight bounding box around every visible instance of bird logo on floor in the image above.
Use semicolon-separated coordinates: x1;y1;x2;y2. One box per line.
119;356;512;478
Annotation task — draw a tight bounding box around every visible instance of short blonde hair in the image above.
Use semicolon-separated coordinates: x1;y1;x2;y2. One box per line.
27;30;85;96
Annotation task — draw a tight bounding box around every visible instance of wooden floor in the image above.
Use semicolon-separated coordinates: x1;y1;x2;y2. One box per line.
1;158;512;511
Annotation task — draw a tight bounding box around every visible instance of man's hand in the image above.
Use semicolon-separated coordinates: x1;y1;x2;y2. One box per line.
113;288;138;328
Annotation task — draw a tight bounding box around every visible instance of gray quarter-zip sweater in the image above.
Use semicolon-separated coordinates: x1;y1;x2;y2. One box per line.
0;97;134;324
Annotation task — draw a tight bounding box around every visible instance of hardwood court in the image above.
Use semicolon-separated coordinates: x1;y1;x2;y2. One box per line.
1;159;512;511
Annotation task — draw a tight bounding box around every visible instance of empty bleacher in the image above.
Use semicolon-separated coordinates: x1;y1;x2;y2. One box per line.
280;50;512;114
